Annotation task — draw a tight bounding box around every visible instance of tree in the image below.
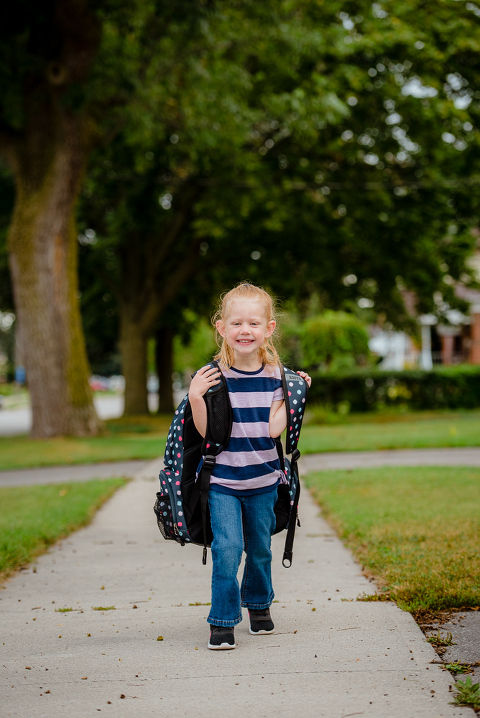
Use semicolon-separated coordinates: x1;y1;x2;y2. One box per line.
3;0;479;433
77;1;354;414
0;1;105;436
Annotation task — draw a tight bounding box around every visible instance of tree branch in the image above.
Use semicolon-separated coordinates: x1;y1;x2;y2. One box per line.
138;235;203;335
135;181;204;316
96;267;122;302
150;181;203;280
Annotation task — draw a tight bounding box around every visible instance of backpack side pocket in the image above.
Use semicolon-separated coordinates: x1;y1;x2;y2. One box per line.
154;469;187;545
154;490;176;541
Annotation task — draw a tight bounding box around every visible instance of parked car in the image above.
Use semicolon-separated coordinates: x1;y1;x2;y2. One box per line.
89;375;110;391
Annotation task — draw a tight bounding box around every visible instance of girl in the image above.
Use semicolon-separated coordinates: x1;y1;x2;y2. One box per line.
189;283;311;650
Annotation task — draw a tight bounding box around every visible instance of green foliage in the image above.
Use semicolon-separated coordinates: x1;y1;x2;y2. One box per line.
445;663;472;675
426;631;455;647
301;311;370;370
452;677;480;710
0;479;127;579
173;315;217;379
3;0;480;417
77;0;480;355
307;366;480;412
305;466;480;612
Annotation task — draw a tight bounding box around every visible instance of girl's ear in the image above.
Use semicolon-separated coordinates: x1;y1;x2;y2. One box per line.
265;319;276;338
216;319;226;338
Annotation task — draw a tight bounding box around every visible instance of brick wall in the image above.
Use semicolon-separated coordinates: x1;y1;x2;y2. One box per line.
470;312;480;365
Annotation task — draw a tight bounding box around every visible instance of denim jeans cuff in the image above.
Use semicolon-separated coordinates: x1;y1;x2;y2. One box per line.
207;614;242;628
241;595;274;610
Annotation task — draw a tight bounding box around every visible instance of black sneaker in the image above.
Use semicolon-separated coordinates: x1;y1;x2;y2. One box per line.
248;608;274;635
208;625;236;650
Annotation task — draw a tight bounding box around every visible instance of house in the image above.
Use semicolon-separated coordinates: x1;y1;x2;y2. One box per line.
370;249;480;369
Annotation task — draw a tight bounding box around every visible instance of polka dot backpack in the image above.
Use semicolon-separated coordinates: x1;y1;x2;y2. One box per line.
153;361;309;567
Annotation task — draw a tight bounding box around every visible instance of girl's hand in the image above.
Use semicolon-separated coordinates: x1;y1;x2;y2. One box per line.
296;370;312;387
189;365;221;400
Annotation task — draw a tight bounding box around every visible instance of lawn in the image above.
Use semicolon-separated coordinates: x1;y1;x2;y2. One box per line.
0;478;127;580
304;466;480;612
299;409;480;454
0;433;165;470
0;415;171;471
1;409;480;471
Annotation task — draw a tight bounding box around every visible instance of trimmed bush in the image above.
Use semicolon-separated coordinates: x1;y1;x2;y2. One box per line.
308;365;480;412
301;311;370;370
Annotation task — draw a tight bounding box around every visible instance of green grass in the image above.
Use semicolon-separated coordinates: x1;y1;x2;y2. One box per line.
304;466;480;612
0;415;171;470
299;409;480;454
0;434;165;470
0;478;127;580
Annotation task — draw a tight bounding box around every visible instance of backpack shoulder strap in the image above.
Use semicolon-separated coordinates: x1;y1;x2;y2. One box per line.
189;360;233;564
279;366;308;569
280;366;309;456
201;360;232;455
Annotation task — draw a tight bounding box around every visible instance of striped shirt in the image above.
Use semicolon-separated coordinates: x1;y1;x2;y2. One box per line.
209;364;285;496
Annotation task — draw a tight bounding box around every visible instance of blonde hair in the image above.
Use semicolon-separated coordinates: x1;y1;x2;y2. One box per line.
213;283;281;369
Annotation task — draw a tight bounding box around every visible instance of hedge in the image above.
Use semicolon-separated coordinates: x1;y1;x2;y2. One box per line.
307;365;480;412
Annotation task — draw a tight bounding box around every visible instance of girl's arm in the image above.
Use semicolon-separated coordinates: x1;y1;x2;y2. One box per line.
189;365;221;437
269;399;287;438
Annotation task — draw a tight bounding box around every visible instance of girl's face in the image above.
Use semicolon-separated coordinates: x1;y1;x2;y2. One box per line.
216;299;275;360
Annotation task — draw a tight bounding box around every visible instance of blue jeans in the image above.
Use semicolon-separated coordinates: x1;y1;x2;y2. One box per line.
207;488;277;627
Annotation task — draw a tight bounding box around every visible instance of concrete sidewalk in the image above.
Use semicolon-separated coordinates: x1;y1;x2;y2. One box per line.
0;461;474;718
0;461;150;488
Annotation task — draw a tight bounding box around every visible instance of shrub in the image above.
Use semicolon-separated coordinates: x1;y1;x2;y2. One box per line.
307;365;480;412
301;311;370;370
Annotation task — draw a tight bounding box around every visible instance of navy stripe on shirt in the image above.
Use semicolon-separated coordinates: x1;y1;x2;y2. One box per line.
224;376;282;393
231;406;271;424
225;436;276;453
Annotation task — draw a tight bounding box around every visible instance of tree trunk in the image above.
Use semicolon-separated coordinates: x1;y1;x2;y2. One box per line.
118;224;203;417
7;112;102;438
119;306;149;416
155;325;175;414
